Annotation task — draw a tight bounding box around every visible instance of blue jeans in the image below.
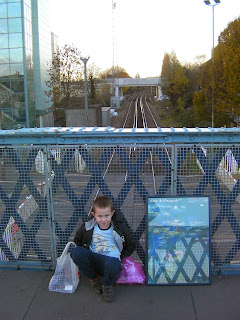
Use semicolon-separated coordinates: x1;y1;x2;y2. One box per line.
71;246;122;286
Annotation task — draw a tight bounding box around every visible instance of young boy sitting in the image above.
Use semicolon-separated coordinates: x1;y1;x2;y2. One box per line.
71;195;135;302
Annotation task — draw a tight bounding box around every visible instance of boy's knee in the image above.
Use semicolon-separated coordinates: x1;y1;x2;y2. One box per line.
70;247;77;261
106;258;122;273
71;246;87;261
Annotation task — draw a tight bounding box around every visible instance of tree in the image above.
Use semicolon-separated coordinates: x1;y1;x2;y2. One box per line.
161;51;189;105
160;52;210;127
160;18;240;128
100;66;130;79
160;52;175;96
160;51;192;126
87;63;101;104
169;65;189;104
46;44;83;125
193;91;211;126
215;18;240;119
197;18;240;126
193;59;212;125
98;66;131;104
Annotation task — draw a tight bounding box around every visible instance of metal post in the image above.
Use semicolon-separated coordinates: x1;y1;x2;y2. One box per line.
80;57;89;127
204;0;221;128
212;4;215;128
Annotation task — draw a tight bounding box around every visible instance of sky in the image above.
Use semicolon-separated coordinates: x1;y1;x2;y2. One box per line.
50;0;240;78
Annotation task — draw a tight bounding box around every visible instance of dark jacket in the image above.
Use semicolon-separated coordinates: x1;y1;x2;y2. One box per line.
74;211;135;259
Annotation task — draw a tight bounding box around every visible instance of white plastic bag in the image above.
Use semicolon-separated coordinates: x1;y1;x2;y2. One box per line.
49;241;79;293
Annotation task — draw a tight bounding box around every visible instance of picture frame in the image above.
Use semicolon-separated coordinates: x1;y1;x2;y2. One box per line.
146;196;211;285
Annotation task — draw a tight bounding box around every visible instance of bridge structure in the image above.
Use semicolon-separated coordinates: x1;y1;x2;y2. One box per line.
114;77;162;100
101;77;162;108
0;127;240;283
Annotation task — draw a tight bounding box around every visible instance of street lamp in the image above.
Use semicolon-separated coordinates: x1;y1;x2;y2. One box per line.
204;0;220;128
80;56;89;126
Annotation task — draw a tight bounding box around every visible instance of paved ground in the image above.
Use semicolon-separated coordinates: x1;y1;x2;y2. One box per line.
0;270;240;320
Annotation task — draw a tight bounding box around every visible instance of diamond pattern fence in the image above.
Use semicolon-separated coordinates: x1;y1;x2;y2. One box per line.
0;142;240;275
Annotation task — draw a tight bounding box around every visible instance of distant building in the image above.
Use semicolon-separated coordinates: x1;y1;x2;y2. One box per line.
51;32;59;62
0;0;55;129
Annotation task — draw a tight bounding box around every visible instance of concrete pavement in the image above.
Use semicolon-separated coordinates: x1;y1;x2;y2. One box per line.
0;270;239;320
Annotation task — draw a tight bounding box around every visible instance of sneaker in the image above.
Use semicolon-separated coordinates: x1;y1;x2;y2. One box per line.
102;285;114;302
89;277;102;295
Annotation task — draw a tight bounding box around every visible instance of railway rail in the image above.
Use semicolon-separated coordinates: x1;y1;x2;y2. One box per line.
121;92;161;194
122;92;159;129
88;92;160;212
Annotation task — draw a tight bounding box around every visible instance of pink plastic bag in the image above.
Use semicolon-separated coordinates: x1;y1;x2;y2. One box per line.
116;256;145;285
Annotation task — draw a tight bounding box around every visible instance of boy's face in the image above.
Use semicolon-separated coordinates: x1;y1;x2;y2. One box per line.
92;206;114;229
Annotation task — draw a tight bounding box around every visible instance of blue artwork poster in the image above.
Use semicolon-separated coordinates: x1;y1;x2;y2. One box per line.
147;196;211;285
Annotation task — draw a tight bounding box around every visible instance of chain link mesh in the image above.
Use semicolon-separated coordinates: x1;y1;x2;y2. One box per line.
0;143;239;273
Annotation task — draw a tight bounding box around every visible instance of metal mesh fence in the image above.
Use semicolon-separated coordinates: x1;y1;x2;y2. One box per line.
50;145;173;266
0;142;240;273
0;146;53;269
176;144;240;272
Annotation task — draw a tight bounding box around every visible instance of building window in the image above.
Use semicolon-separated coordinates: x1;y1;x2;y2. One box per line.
0;18;8;33
7;3;21;18
0;33;8;48
0;4;7;19
8;17;22;33
9;32;22;47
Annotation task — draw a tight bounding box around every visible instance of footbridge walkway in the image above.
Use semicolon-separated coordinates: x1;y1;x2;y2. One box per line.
114;78;162;100
101;78;162;105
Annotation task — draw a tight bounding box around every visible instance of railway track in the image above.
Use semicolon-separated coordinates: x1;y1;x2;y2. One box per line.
120;92;161;195
122;92;159;129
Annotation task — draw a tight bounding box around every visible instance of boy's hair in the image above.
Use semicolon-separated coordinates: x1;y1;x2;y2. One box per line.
92;196;114;213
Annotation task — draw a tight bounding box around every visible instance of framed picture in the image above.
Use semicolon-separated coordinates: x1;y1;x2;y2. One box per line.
146;196;211;285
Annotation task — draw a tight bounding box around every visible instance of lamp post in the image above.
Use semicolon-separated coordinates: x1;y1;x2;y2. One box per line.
204;0;220;128
80;57;89;126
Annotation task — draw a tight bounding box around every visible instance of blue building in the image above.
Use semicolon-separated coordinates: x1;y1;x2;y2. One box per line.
0;0;55;129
